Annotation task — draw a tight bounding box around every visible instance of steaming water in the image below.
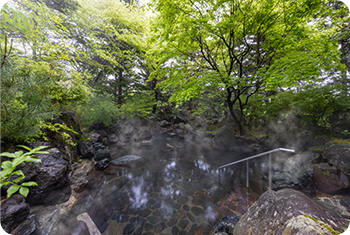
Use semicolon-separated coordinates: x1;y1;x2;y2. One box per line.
59;139;258;235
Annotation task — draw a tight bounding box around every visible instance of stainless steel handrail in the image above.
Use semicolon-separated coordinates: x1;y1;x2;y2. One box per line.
218;148;295;191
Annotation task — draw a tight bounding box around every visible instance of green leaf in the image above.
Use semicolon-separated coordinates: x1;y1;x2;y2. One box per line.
1;161;13;170
17;145;32;151
11;170;24;177
7;184;20;198
21;181;37;187
19;186;29;197
13;175;25;183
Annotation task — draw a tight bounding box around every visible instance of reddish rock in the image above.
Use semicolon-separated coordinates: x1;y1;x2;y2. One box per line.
314;163;349;194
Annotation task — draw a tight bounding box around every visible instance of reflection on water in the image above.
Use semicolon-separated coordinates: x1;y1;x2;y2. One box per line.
61;140;256;235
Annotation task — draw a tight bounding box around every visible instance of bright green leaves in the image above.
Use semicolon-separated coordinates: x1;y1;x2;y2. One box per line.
0;145;46;198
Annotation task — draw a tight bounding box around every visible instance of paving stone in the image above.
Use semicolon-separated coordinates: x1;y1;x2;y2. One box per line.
179;230;187;235
144;223;153;231
187;212;195;222
191;206;205;216
177;195;189;204
114;199;124;210
161;214;168;222
167;201;181;210
152;209;161;216
152;203;161;210
129;217;137;223
133;226;143;235
123;223;138;234
160;206;168;214
111;211;122;220
141;232;153;235
187;224;198;235
178;219;189;230
167;217;178;227
172;226;179;235
192;192;206;205
121;195;131;204
154;222;167;233
120;215;129;223
138;209;152;217
148;216;160;224
137;217;147;226
148;198;157;205
183;204;190;211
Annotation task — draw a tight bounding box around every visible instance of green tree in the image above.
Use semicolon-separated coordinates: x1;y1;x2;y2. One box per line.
148;0;346;134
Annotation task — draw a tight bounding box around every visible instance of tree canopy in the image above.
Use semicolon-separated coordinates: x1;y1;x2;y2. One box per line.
148;0;348;134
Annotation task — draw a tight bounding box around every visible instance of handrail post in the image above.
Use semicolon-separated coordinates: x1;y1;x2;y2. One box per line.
246;160;249;191
269;152;272;191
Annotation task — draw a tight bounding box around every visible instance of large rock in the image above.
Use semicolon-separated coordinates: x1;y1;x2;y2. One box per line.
314;163;349;194
212;126;237;150
323;144;350;177
77;141;95;160
330;111;350;137
176;109;190;123
210;215;240;235
26;148;71;206
1;194;30;233
158;105;174;122
94;148;111;161
232;188;348;235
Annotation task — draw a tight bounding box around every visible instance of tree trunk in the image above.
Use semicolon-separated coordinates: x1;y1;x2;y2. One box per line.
117;68;123;106
226;89;245;135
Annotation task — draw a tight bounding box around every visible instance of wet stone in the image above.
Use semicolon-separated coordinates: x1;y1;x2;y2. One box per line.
187;224;198;235
111;211;122;220
152;203;162;210
129;217;137;223
191;206;205;216
120;215;129;223
121;195;131;204
183;205;190;211
133;226;143;235
148;216;160;224
152;209;161;216
167;218;178;227
160;207;168;214
167;201;181;210
144;223;153;231
178;219;189;230
187;212;195;222
154;222;167;233
114;200;124;210
137;217;147;226
148;198;157;205
123;223;138;234
139;209;152;217
161;214;168;222
177;195;189;204
172;226;179;235
192;192;206;205
141;232;153;235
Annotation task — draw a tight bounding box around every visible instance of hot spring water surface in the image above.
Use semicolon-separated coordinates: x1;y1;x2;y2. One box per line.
61;141;256;235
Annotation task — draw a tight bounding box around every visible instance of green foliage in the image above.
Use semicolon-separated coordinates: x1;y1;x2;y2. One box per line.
333;139;350;145
76;95;120;128
120;92;156;118
148;0;347;134
0;145;48;198
41;122;79;146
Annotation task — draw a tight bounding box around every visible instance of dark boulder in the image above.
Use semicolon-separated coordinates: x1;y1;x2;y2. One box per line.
94;148;111;161
95;158;110;171
26;148;71;206
232;188;348;235
209;215;240;235
1;194;30;233
89;121;106;132
314;163;349;194
10;214;40;235
176;109;190;123
77;141;95;159
158;105;174;122
323;144;350;177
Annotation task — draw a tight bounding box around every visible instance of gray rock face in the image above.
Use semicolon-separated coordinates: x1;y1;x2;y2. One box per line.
176;109;190;123
27;148;71;206
77;141;95;159
232;188;348;235
94;158;110;171
314;163;349;194
212;126;236;150
210;215;240;235
110;155;143;166
323;144;350;177
0;194;30;233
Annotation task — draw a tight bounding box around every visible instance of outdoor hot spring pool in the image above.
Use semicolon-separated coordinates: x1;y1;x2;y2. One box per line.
56;140;263;235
